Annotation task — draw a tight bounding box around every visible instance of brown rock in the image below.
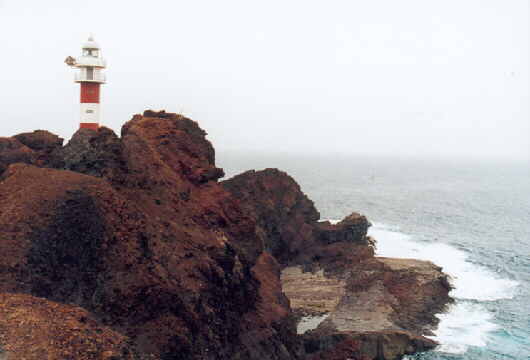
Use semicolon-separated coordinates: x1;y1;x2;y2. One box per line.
0;111;299;360
304;330;436;360
315;213;371;246
0;137;36;175
0;130;63;175
13;130;63;153
344;257;453;334
222;166;452;359
0;293;140;360
296;257;451;359
222;168;320;265
0;110;453;360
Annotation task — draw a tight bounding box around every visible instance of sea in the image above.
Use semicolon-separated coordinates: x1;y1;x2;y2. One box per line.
218;153;530;360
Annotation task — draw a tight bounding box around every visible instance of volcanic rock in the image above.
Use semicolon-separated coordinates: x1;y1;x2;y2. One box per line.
0;110;452;360
0;130;63;176
55;127;124;179
0;293;143;360
223;168;451;359
0;112;298;359
0;137;36;175
222;168;319;264
13;130;63;154
221;169;375;270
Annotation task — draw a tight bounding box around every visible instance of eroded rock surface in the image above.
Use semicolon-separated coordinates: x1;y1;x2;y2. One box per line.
281;267;346;317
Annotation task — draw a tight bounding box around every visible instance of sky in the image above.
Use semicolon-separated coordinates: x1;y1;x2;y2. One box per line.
0;0;528;160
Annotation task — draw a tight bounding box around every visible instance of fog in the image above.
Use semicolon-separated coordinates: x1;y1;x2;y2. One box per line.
0;0;528;160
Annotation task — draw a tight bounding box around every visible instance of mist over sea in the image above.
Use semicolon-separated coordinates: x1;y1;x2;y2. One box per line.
218;153;530;360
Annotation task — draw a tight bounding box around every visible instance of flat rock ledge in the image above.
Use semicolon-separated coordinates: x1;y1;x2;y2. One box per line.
281;256;452;360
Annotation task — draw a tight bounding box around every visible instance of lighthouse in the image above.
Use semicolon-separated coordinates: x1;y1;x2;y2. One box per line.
65;36;107;130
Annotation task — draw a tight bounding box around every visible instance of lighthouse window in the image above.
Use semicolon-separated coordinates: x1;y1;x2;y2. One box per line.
86;68;94;80
86;110;94;113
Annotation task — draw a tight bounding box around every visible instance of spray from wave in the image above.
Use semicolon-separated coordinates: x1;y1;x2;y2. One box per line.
368;223;519;354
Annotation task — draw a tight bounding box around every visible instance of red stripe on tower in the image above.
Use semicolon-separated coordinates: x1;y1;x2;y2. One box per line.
80;82;100;103
65;36;107;131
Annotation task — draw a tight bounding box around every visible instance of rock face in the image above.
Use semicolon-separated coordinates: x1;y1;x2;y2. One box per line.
223;169;452;360
297;257;450;360
222;169;320;265
221;169;374;270
0;110;452;360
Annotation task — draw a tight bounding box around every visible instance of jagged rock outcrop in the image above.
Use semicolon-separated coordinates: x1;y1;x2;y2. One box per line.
53;127;124;179
315;214;371;246
0;130;63;176
13;130;63;156
0;110;452;360
0;137;35;175
221;169;373;269
222;169;320;265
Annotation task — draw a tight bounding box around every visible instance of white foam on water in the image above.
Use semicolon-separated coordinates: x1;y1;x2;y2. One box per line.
368;223;519;354
370;223;519;302
297;314;329;334
430;302;498;353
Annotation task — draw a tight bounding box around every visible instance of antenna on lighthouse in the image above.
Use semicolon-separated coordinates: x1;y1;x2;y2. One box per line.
65;35;107;131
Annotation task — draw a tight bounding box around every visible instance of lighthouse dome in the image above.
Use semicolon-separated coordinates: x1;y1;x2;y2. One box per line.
82;36;100;50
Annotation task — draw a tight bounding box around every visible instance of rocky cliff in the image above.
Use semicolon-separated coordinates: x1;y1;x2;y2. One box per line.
222;168;452;360
0;110;452;360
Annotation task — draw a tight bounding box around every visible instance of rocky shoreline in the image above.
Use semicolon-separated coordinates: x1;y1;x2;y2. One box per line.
0;110;452;359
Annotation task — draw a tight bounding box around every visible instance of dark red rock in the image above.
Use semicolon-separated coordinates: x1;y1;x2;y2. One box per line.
13;130;63;153
222;169;375;272
0;112;299;360
222;169;320;264
0;137;36;174
0;130;63;175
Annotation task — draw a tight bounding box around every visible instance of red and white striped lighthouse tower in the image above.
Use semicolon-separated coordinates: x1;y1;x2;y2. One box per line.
65;36;107;130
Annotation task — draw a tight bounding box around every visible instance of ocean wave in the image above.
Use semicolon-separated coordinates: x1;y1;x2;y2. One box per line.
368;223;520;355
369;223;519;302
430;302;498;354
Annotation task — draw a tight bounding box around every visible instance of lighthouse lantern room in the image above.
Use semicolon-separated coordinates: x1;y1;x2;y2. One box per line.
65;36;107;130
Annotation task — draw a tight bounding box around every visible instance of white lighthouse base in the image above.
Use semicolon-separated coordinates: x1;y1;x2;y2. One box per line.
80;103;100;125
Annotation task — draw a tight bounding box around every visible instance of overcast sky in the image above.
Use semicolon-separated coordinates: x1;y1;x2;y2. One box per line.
0;0;528;160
